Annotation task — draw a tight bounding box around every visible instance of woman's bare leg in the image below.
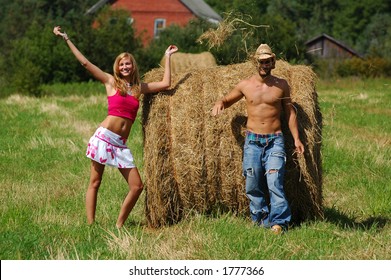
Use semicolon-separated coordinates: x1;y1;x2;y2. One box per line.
86;161;105;224
116;167;143;228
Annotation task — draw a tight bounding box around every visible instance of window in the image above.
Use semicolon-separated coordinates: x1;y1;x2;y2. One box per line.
154;18;166;38
127;17;134;25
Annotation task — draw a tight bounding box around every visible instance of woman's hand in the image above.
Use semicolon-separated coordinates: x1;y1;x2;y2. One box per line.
165;45;178;56
53;26;63;36
53;26;68;40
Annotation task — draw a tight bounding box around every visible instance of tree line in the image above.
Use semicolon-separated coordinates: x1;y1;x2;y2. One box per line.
0;0;390;96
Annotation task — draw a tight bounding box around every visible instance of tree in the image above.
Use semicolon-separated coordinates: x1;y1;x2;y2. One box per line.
3;3;140;95
0;0;97;94
357;13;391;58
2;0;391;93
139;19;213;72
87;7;141;75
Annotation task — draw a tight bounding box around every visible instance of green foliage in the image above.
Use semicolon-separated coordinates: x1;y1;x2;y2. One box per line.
265;0;391;52
88;7;142;74
137;19;213;73
9;22;53;96
1;0;391;96
203;0;234;14
356;13;391;58
331;0;390;47
142;9;306;66
1;3;140;96
210;32;254;65
0;0;97;95
257;14;307;61
336;57;391;77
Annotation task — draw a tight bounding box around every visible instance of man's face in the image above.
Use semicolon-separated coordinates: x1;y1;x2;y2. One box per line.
256;58;274;77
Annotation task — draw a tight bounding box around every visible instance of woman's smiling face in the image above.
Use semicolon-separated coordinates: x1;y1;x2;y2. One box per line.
118;57;133;77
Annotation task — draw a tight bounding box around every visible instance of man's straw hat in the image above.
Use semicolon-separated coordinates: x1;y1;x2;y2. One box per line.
255;44;275;60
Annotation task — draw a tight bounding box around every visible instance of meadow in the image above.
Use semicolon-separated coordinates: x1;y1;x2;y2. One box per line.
0;77;390;260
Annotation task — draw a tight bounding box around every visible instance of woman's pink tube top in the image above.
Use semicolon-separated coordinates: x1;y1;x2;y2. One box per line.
107;90;139;121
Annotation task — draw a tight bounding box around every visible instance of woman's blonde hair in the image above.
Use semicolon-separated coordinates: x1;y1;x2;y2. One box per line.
113;52;141;99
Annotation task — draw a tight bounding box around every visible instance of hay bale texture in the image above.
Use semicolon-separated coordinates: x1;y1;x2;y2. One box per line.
160;52;217;74
142;60;323;228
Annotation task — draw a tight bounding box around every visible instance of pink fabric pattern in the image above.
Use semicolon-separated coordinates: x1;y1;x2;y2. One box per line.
86;127;136;169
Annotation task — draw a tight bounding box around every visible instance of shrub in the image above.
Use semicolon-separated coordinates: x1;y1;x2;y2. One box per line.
336;57;391;77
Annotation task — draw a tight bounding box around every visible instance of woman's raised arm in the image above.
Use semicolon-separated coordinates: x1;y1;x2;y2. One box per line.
141;45;178;94
53;26;110;84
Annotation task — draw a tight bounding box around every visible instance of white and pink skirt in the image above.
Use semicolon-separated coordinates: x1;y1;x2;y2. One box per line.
86;127;136;169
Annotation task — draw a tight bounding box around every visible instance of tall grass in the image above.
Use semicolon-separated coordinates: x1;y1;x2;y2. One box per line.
0;78;390;260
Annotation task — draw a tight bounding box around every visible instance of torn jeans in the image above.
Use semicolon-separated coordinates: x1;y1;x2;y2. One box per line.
242;131;291;229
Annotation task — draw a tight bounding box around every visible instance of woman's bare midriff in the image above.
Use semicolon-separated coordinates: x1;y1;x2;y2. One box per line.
100;115;133;139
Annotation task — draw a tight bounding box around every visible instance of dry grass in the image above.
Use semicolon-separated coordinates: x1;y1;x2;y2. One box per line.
104;217;215;259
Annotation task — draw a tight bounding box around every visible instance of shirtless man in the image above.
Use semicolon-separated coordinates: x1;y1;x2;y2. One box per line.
212;44;304;234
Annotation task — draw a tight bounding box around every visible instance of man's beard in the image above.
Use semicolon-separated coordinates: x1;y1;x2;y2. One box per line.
260;69;271;78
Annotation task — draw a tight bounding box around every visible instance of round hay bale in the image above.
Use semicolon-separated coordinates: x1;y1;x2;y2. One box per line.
142;60;323;228
160;52;217;74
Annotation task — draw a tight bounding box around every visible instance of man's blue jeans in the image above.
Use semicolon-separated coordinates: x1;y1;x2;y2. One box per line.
242;131;291;229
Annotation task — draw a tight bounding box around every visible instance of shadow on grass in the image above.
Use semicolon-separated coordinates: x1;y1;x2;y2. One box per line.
324;207;389;231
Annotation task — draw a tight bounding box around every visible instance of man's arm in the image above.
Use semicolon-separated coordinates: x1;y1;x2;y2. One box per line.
282;81;305;154
211;83;244;116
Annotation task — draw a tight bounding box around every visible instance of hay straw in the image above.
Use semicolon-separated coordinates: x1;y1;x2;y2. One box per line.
142;61;323;227
142;80;182;227
160;52;217;74
273;61;323;221
197;12;269;49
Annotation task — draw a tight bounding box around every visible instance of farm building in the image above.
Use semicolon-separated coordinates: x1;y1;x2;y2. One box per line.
86;0;222;45
305;33;362;59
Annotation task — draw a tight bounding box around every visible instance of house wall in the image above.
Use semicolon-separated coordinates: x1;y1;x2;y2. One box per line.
112;0;195;44
307;39;355;59
323;40;355;58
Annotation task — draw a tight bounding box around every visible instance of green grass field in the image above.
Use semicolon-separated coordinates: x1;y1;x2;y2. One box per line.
0;78;390;260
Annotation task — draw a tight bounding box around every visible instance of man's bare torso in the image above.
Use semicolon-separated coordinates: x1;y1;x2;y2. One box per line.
239;75;288;134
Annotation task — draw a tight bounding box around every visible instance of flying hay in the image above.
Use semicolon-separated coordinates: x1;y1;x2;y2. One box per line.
142;60;323;228
197;12;269;49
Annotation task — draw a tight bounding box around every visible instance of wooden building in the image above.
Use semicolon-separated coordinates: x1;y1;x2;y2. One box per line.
86;0;221;45
305;33;362;59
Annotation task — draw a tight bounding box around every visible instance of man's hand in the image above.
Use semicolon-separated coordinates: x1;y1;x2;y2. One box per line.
295;139;305;155
211;100;224;116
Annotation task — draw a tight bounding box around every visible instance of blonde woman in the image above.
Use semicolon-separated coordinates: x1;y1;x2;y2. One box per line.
53;26;178;228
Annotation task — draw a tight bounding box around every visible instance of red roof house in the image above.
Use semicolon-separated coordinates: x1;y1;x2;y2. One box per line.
86;0;221;45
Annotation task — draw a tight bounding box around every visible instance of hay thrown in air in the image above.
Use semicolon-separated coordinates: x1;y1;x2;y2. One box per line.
142;60;323;228
160;52;217;74
197;12;269;49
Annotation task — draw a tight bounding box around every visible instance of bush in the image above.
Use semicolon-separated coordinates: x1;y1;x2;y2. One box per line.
336;57;391;77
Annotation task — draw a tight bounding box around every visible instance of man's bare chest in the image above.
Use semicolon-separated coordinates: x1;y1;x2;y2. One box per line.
244;88;283;106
